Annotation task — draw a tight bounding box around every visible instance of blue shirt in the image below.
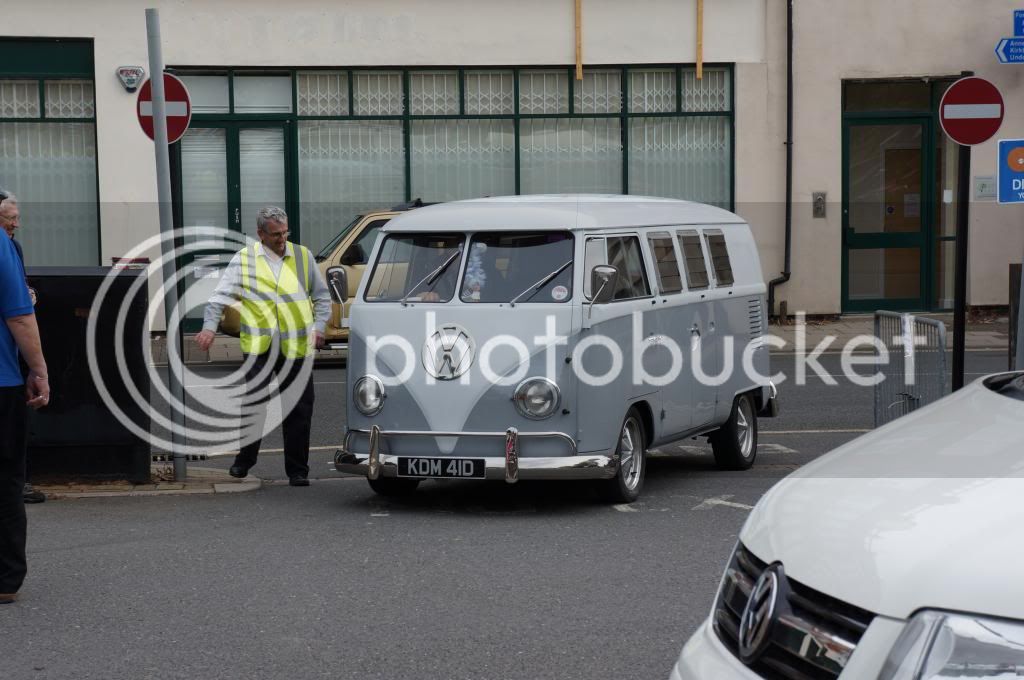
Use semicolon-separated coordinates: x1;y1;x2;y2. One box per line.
0;235;33;387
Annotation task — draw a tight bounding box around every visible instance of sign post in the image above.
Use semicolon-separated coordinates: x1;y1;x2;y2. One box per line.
939;75;1003;390
145;8;189;481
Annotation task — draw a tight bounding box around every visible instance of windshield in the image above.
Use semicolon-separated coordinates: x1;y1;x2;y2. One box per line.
364;233;465;303
461;232;574;303
315;214;363;261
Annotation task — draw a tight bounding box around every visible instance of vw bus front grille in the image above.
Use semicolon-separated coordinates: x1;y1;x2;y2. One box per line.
712;543;874;679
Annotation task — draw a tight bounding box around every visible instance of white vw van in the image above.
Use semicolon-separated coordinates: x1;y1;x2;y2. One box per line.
332;195;777;502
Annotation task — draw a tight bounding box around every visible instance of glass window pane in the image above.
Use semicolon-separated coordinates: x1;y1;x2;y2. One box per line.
935;240;955;310
177;75;229;114
180;128;228;229
353;71;403;116
519;70;569;114
239;128;286;239
44;80;94;118
647;233;682;293
705;232;733;286
583;237;606;299
848;248;921;300
574;69;621;114
465;71;513;115
848;124;923;234
298;120;405;253
364;233;464;303
410;71;458;115
681;67;730;112
630;69;676;113
411;119;514;201
460;232;573;303
844;81;930;112
233;75;292;114
520;118;621;194
607;236;650;300
677;231;709;290
0;80;40;118
0;122;98;265
629;117;730;207
297;71;348;116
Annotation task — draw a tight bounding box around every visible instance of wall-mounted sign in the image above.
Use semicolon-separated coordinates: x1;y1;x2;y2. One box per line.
117;66;146;92
998;140;1024;203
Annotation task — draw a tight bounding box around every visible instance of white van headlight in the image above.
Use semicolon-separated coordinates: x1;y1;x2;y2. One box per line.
513;378;560;420
879;610;1024;680
354;376;386;416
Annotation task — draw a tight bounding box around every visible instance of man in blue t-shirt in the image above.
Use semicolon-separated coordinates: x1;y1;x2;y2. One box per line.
0;192;49;605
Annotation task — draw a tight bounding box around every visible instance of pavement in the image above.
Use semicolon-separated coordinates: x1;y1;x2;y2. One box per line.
31;466;261;500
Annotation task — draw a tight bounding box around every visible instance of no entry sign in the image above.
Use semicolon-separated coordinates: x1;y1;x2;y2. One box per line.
137;74;192;144
939;77;1003;146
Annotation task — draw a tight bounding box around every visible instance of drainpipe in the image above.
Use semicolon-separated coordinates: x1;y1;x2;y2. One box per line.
767;0;793;318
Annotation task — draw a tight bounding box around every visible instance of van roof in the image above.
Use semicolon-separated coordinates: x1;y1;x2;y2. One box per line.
381;194;746;232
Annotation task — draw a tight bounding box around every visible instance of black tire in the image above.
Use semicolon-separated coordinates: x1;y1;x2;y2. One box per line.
368;477;421;496
710;393;758;471
600;407;647;503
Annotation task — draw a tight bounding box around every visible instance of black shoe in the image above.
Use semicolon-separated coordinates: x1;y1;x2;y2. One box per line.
229;465;249;479
23;484;45;504
288;476;310;487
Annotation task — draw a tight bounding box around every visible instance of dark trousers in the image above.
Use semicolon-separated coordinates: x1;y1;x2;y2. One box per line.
0;386;27;593
233;352;314;479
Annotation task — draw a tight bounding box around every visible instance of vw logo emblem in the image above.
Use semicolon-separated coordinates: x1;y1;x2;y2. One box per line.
422;324;475;380
738;563;783;662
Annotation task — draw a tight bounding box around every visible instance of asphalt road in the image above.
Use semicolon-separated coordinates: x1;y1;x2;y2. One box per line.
2;350;1012;680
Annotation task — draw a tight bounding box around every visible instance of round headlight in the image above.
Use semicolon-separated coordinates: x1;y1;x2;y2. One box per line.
354;376;385;416
513;377;560;420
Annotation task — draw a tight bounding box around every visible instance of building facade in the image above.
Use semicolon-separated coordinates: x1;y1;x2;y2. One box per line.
1;0;1020;320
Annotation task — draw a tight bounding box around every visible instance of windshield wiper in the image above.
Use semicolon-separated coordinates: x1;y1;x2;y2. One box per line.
509;260;573;305
400;248;462;304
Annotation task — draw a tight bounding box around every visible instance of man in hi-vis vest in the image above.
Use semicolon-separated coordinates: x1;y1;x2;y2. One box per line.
196;206;331;486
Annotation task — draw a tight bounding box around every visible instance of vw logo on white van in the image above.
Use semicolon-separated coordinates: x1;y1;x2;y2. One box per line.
738;563;783;662
422;324;475;381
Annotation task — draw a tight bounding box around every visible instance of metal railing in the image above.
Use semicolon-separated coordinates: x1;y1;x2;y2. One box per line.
874;311;948;428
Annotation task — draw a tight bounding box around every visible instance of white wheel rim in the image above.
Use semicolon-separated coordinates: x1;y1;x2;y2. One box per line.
619;417;644;491
736;398;754;458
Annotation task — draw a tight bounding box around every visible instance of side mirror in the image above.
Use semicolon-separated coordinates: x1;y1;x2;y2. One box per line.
589;265;618;304
326;266;349;304
339;244;366;267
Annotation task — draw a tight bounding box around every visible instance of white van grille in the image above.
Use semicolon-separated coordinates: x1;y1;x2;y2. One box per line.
748;298;764;339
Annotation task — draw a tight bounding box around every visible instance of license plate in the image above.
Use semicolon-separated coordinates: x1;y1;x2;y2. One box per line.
397;457;485;479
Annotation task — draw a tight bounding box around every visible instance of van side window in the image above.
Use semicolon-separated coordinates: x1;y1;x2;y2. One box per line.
583;237;606;299
677;230;709;290
647;232;682;294
607;236;651;300
704;231;734;286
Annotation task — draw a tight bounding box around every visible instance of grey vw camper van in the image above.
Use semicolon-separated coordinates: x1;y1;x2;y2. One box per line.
333;195;777;502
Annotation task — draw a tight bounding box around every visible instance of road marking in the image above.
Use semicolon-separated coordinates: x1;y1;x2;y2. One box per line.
613;504;639;513
762;428;870;435
759;442;798;454
693;494;754;511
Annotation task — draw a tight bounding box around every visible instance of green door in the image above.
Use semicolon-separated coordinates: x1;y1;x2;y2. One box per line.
842;117;932;312
176;121;294;331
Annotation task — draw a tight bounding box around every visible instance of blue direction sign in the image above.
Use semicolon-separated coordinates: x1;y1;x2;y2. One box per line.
1016;10;1024;36
998;139;1024;203
996;37;1024;63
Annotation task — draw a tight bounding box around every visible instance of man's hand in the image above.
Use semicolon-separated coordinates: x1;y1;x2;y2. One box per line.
195;329;216;352
25;370;50;410
311;330;325;350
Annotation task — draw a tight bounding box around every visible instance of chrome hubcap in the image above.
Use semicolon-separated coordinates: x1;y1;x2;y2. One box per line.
737;398;754;458
619;417;643;491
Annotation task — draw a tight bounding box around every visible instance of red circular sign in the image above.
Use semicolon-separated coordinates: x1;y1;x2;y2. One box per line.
939;77;1004;146
136;74;192;144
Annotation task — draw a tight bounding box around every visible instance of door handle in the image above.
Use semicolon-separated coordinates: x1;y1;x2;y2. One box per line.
690;324;701;337
234;208;240;225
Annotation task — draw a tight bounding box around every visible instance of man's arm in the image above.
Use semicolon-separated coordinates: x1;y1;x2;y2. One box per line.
308;253;332;335
6;314;48;407
202;252;244;333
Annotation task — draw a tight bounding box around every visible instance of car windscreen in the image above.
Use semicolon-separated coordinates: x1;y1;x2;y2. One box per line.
363;233;465;303
315;214;363;261
460;231;574;304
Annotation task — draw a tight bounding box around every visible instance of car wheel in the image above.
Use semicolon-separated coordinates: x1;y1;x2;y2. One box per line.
710;393;758;471
368;477;421;496
600;407;647;503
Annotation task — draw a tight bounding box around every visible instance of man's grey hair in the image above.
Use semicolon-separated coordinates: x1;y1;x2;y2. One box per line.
256;206;287;232
0;190;16;208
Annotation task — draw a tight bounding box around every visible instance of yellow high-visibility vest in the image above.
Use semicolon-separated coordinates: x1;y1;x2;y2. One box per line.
238;241;314;359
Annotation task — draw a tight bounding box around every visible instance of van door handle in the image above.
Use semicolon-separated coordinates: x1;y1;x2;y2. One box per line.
691;324;700;337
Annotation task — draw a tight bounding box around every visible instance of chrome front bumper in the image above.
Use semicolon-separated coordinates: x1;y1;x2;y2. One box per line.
334;426;616;483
